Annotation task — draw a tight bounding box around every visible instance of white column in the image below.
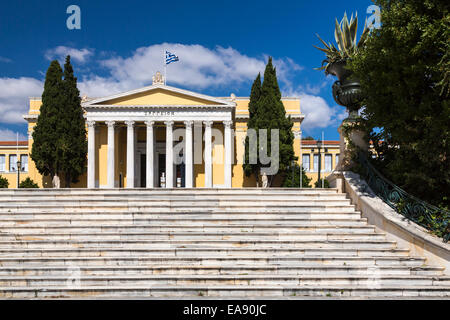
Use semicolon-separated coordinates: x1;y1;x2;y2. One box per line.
145;121;155;188
184;120;193;188
106;121;116;188
125;121;135;188
87;121;96;188
224;120;233;188
165;121;174;188
204;121;213;188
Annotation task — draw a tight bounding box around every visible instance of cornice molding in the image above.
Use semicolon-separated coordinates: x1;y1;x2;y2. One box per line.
82;84;236;107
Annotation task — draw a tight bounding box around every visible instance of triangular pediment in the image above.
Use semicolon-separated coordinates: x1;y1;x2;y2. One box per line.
83;84;234;107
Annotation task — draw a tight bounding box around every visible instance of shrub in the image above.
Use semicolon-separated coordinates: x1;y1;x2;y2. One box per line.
0;175;8;188
19;177;39;188
314;178;330;188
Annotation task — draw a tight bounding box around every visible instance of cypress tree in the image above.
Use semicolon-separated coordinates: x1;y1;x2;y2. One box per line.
59;55;87;187
244;57;297;186
31;60;64;179
243;73;262;181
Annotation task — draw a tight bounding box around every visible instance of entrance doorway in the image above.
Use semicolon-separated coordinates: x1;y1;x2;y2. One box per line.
140;154;146;188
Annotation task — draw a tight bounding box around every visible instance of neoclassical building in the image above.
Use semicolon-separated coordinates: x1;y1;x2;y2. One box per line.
0;72;339;188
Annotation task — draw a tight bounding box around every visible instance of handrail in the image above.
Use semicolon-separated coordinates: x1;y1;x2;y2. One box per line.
358;153;449;242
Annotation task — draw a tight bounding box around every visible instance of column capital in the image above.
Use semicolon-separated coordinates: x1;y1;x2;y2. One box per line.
223;120;233;128
105;121;116;128
203;120;213;128
164;120;174;128
125;120;135;127
293;130;302;139
86;120;96;128
184;120;194;127
145;120;155;127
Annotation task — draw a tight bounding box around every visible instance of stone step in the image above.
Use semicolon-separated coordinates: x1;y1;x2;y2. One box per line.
1;274;449;287
0;212;363;220
0;256;426;267
1;198;352;204
0;265;442;277
0;231;387;241
0;218;370;227
2;264;441;277
0;225;376;234
0;194;348;201
0;188;339;195
1;285;449;298
0;203;356;214
0;239;398;249
0;247;410;257
0;248;414;260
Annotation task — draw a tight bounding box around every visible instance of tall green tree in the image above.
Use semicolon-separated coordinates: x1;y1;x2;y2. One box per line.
243;57;297;186
243;73;262;182
31;60;64;179
349;0;450;207
59;56;87;187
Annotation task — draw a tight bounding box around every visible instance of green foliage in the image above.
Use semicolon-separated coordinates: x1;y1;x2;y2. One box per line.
0;175;8;188
303;136;315;140
244;73;262;179
19;177;39;188
314;178;330;189
31;57;87;188
282;165;312;188
31;60;64;177
59;56;87;187
314;12;370;73
348;0;450;208
243;57;297;186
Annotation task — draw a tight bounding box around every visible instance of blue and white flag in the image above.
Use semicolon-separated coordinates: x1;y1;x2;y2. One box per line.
165;51;179;65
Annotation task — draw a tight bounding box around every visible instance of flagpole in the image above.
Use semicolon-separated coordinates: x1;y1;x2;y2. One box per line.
163;48;167;85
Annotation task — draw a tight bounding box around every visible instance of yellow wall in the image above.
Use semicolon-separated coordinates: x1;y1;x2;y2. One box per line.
301;144;340;187
0;146;32;188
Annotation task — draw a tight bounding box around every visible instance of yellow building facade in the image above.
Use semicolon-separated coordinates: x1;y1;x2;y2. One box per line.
0;73;340;188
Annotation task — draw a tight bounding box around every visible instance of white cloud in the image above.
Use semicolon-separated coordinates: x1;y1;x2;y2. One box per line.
0;77;43;124
0;128;27;141
45;46;94;64
84;43;301;95
283;85;347;130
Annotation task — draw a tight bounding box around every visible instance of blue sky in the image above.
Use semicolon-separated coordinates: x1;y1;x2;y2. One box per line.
0;0;374;141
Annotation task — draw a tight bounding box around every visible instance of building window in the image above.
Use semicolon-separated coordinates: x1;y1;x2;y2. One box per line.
0;155;5;172
302;154;310;171
313;154;319;172
9;155;17;172
335;154;340;168
21;155;28;172
325;154;332;172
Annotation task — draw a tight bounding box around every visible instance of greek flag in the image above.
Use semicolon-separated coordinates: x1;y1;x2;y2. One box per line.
165;51;179;65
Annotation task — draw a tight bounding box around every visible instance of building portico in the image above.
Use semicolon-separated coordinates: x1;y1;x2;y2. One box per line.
83;75;235;189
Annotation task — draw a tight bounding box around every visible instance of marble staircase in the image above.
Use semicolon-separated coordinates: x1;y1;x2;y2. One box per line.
0;188;448;298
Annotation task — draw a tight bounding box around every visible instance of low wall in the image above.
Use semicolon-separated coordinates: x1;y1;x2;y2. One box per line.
328;171;450;274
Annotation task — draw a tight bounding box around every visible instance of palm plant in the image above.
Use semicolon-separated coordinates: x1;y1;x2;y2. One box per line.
314;12;370;75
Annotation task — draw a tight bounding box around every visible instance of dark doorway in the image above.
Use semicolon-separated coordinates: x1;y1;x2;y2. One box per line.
158;153;166;187
140;154;146;188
